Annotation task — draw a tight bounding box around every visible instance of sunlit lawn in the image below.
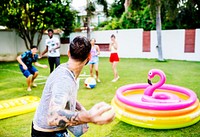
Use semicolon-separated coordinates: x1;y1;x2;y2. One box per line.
0;56;200;137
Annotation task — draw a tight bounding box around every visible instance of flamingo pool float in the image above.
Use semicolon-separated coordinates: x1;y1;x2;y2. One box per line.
111;69;200;129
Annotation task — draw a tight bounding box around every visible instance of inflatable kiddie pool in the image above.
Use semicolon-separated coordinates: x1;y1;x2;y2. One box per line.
0;96;40;119
112;69;200;129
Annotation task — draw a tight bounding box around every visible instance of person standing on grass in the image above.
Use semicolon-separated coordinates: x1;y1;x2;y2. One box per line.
88;38;101;82
17;45;48;91
31;36;115;137
40;29;60;73
109;34;120;82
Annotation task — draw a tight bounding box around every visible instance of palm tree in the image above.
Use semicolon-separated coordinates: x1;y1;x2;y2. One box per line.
124;0;132;12
86;0;108;40
86;0;95;40
122;0;164;61
148;0;180;61
155;0;164;61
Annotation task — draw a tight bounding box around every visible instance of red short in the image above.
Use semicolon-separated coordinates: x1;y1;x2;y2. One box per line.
110;53;119;62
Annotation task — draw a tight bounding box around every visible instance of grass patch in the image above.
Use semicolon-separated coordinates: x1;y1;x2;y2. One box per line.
0;56;200;137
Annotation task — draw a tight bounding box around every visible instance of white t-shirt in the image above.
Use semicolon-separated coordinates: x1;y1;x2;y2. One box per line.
45;36;60;57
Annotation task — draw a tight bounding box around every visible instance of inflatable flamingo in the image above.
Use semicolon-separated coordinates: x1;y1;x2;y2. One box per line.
142;69;182;103
112;69;200;129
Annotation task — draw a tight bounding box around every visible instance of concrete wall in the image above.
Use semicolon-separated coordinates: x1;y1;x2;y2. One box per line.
0;30;68;61
70;29;200;61
0;29;200;61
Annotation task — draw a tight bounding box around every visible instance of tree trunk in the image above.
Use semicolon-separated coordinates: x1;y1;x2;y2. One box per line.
37;31;43;46
156;0;164;61
124;0;131;12
18;31;30;50
86;0;91;40
87;16;91;40
24;38;29;50
19;30;43;50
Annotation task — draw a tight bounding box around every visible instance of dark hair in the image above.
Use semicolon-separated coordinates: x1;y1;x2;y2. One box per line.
69;36;91;61
31;45;38;49
90;38;96;42
48;29;54;33
111;34;115;38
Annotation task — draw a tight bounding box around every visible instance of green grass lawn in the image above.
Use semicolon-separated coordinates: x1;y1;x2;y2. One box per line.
0;56;200;137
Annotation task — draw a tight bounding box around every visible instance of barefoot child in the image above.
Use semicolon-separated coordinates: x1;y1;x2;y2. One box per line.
17;45;48;91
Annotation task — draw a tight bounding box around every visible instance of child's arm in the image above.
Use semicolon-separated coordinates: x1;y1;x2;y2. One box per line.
16;55;27;70
34;62;48;68
96;45;100;56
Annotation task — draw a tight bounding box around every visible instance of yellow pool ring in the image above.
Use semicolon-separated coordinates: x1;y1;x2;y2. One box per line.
115;111;200;129
113;96;200;117
0;96;40;119
112;99;200;129
115;89;199;116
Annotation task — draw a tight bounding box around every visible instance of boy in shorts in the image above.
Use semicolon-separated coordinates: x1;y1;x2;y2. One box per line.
17;45;48;91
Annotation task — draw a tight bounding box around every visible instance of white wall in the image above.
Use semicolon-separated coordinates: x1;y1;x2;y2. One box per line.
0;30;26;61
0;29;200;61
70;29;200;61
0;30;68;61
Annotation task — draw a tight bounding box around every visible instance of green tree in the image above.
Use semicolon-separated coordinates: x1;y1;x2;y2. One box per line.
104;0;200;30
175;0;200;29
109;0;125;18
101;0;155;30
0;0;75;49
85;0;108;39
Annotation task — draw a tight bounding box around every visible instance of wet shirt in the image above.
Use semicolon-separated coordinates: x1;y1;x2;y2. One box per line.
21;50;38;68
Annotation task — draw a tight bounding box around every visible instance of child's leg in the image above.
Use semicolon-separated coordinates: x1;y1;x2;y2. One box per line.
112;61;118;79
90;64;94;77
31;71;38;84
26;75;32;91
20;66;32;91
94;64;100;82
29;66;38;87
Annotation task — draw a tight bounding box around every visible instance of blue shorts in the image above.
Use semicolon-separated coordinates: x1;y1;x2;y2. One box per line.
88;56;99;64
19;65;38;78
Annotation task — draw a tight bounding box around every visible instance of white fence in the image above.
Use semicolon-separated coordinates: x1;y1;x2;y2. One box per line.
0;29;200;61
0;30;68;61
70;29;200;61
